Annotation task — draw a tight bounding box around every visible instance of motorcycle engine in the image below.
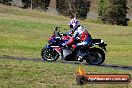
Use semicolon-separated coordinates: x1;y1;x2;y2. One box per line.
62;48;73;60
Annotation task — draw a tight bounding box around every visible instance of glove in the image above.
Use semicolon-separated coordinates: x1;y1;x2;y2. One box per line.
62;43;66;46
62;43;68;48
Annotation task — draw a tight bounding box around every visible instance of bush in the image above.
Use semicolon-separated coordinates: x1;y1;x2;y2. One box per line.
98;0;129;26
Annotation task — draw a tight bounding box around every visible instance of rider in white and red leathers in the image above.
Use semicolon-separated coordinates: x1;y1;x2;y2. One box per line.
65;18;92;49
63;18;92;61
72;26;92;49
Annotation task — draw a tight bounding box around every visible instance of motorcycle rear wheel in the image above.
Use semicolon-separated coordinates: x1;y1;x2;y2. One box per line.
41;47;59;62
86;48;105;65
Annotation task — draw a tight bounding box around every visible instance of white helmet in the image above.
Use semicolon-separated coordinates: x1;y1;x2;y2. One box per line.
69;18;80;31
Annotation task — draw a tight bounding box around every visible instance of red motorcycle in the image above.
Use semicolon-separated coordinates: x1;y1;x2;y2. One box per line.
41;27;107;65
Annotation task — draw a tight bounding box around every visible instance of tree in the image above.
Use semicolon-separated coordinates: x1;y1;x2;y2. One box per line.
56;0;90;19
32;0;50;11
98;0;107;22
76;0;90;19
1;0;12;5
98;0;129;26
22;0;31;8
56;0;69;15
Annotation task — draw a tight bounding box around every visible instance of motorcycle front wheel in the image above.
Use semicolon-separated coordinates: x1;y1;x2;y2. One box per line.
41;47;59;62
86;48;105;65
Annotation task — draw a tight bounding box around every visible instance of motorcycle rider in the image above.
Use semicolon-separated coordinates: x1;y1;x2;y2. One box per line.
73;26;92;61
63;15;92;61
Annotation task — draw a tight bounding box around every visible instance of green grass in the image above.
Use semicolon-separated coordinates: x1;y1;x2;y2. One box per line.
128;21;132;26
0;59;131;88
0;4;132;88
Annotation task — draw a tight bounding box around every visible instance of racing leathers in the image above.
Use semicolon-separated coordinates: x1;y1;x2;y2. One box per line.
65;26;92;49
64;26;92;61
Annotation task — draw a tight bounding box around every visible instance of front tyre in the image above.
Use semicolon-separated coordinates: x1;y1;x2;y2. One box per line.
86;48;105;65
41;47;59;62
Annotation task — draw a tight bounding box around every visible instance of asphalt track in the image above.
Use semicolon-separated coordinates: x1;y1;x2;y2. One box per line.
0;55;132;71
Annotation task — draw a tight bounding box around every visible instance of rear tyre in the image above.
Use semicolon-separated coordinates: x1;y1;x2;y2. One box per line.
41;47;59;62
86;48;105;65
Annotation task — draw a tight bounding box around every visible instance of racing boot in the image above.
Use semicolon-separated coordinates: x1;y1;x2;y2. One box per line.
78;56;83;62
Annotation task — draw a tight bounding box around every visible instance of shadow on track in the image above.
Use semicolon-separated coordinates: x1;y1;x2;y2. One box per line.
0;55;132;71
